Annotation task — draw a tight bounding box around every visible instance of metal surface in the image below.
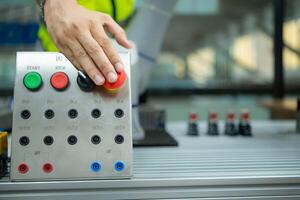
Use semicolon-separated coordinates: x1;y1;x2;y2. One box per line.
1;121;300;199
10;52;132;181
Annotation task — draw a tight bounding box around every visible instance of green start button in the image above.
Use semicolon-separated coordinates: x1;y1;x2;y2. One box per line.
23;72;42;91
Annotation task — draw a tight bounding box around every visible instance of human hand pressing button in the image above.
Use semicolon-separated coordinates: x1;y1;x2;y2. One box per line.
44;0;131;86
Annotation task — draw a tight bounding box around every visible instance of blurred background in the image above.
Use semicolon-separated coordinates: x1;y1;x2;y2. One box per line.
0;0;299;122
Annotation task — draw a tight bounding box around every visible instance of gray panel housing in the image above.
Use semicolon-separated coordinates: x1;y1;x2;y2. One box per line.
10;52;132;181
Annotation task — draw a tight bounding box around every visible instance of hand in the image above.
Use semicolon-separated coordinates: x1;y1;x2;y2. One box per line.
44;0;132;85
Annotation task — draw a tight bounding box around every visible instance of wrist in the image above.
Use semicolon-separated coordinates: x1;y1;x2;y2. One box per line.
45;0;77;8
44;0;77;22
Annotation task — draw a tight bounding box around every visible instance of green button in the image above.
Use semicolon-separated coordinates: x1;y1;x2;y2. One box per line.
23;72;43;91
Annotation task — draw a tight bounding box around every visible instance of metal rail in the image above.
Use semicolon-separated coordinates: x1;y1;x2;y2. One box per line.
1;121;300;199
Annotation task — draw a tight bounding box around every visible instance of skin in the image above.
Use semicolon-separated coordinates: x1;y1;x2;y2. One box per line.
44;0;132;85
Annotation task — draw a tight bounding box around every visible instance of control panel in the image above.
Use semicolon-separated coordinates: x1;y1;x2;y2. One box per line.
11;52;132;181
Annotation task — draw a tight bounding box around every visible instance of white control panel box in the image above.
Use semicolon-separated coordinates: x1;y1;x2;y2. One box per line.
11;52;132;181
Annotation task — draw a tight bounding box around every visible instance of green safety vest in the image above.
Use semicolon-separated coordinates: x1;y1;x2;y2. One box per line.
38;0;135;51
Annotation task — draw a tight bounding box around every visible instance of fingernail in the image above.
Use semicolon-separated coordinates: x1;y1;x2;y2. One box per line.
107;72;118;83
115;62;124;72
94;75;104;85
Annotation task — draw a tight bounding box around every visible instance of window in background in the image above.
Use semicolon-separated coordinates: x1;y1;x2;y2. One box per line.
149;0;275;91
284;0;300;88
150;53;190;89
233;34;257;71
232;31;273;84
187;47;215;84
283;20;300;70
175;0;218;15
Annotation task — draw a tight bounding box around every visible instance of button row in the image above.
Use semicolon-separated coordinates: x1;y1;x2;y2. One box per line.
19;134;124;146
23;71;69;91
20;108;124;119
23;70;126;92
17;161;126;175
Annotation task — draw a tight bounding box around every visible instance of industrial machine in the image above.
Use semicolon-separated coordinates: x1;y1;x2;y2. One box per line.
1;51;300;197
10;52;132;181
1;0;300;199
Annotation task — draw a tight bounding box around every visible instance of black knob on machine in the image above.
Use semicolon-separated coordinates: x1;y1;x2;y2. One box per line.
76;71;95;92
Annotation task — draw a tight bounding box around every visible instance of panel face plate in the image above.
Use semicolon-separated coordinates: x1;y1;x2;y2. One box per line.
11;52;132;181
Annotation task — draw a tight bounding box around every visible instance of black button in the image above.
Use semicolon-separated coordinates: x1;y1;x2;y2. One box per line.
19;136;30;146
91;135;101;144
114;109;124;118
21;110;31;119
91;109;101;118
67;135;77;145
44;109;55;119
77;71;95;92
68;109;78;119
43;136;54;145
114;135;124;144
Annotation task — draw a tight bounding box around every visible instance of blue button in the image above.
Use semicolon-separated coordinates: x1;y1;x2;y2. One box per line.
114;161;125;172
90;162;101;172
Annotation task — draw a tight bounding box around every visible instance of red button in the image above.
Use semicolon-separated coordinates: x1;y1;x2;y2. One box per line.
18;163;29;174
102;70;126;91
50;72;69;91
42;163;53;173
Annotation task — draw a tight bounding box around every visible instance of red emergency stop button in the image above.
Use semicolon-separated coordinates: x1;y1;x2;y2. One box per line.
50;72;69;91
102;70;126;93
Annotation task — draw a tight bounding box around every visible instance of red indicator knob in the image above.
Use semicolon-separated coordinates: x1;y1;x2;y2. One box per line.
102;70;126;92
227;112;235;121
43;163;53;173
189;112;198;122
241;112;250;121
50;72;69;91
18;163;29;174
209;112;218;121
